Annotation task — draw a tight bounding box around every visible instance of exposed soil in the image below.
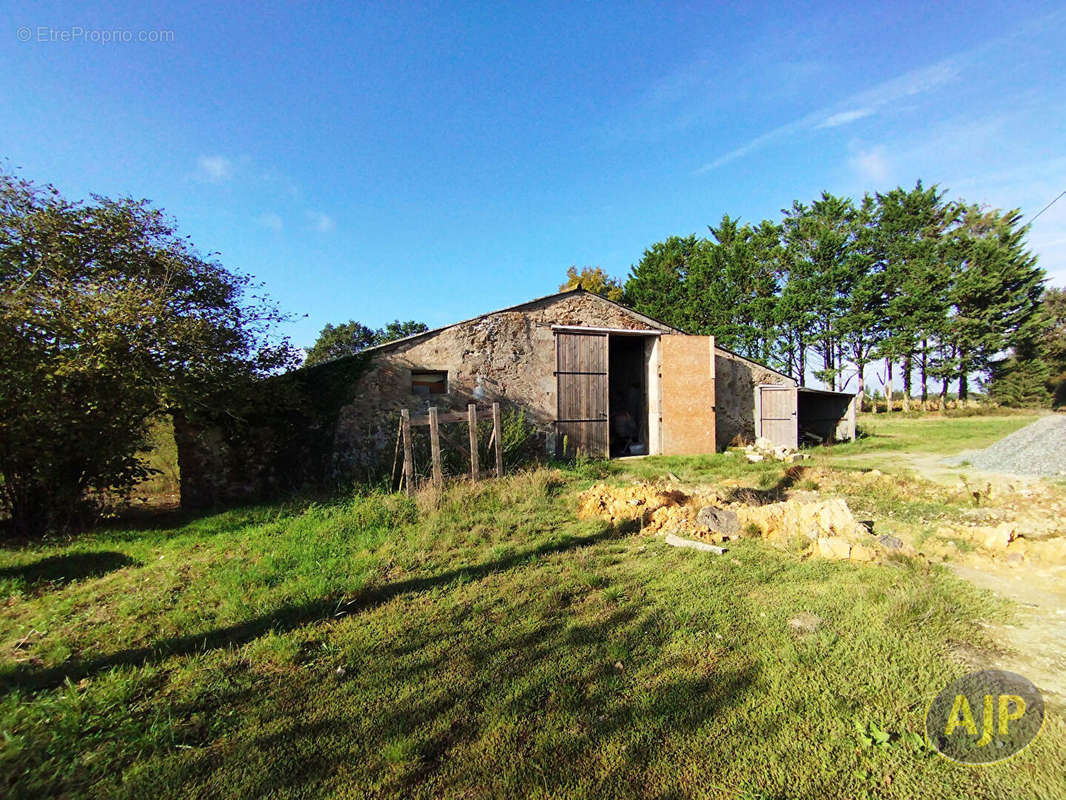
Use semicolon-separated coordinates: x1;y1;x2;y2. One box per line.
949;560;1066;708
577;477;903;563
875;442;1066;708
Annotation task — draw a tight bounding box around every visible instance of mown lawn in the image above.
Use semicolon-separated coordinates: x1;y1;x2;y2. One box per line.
829;411;1041;463
2;426;1064;798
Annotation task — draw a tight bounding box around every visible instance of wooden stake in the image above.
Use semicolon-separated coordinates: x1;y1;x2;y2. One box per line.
429;406;443;487
389;415;403;491
467;404;479;481
492;402;503;479
401;409;414;496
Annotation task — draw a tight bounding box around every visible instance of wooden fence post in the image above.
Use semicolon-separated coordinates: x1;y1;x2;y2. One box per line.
467;404;479;480
492;402;503;479
389;416;404;491
429;407;443;487
401;409;414;496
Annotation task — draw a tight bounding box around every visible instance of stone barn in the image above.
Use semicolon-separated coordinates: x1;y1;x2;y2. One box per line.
175;289;855;507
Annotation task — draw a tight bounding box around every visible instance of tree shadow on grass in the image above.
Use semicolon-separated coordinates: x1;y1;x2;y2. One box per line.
116;603;763;800
0;521;638;695
0;551;139;595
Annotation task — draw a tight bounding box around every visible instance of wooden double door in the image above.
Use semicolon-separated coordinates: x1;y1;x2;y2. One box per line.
554;330;716;458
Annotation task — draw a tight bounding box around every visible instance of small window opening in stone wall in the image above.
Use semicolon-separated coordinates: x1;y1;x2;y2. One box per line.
411;369;448;395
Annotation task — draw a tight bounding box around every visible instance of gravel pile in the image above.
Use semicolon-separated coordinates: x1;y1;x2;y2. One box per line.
945;415;1066;476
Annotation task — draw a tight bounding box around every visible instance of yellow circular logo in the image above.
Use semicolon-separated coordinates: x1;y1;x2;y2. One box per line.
926;669;1044;764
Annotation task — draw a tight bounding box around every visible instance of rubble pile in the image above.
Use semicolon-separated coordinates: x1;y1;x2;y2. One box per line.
922;522;1066;566
738;437;811;464
575;482;728;538
577;481;894;562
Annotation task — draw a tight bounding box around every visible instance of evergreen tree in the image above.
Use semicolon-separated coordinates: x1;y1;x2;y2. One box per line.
618;184;1046;408
875;182;952;409
623;235;702;330
944;206;1044;401
779;195;857;387
684;216;780;360
838;194;887;403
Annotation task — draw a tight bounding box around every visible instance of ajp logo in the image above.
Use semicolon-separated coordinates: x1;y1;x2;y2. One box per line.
926;669;1044;763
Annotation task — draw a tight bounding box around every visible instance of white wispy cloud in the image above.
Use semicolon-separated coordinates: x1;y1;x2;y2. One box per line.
195;155;234;183
307;211;335;233
257;212;283;232
696;58;961;173
848;146;891;183
817;108;875;129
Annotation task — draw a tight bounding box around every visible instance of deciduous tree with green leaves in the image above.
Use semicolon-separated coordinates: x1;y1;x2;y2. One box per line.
303;319;428;366
0;171;296;537
558;265;624;301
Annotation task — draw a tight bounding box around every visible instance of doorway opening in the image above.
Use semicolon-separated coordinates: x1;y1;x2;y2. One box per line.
609;335;650;457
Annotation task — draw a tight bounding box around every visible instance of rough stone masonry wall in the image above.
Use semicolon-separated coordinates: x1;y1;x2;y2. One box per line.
332;293;674;474
175;290;794;507
714;349;794;450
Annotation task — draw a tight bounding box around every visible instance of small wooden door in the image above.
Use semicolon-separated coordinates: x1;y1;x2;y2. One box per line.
758;385;798;449
660;335;716;455
555;330;609;458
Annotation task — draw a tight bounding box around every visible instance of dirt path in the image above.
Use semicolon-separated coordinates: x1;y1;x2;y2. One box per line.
949;560;1066;708
826;447;1066;707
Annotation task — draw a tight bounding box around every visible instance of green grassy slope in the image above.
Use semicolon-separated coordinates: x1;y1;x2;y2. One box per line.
1;425;1063;799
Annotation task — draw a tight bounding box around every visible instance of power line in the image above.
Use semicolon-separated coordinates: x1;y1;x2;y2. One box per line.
1029;190;1066;224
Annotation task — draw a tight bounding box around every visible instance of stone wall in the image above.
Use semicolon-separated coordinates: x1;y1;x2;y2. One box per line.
174;354;373;508
332;292;675;473
175;290;796;508
714;348;795;449
176;292;675;507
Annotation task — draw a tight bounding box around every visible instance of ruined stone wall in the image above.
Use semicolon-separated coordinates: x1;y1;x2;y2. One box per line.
714;348;795;449
332;293;674;472
175;290;800;508
175;354;373;509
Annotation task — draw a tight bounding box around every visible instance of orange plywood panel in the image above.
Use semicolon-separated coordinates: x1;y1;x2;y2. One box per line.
660;335;716;455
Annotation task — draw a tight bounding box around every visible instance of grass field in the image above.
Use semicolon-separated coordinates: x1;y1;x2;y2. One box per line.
837;410;1041;459
2;414;1063;798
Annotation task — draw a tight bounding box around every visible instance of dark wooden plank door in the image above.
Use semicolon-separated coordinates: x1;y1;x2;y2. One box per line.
759;385;798;449
661;335;717;455
555;330;609;458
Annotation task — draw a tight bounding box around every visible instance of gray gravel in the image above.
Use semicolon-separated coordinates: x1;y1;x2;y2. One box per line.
944;415;1066;477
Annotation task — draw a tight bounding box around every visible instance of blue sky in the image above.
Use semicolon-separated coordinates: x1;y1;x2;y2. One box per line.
3;1;1065;348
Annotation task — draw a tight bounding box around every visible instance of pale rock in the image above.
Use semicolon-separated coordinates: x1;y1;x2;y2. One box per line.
696;506;740;536
850;543;876;562
787;612;822;634
981;523;1014;551
877;534;903;551
818;536;852;560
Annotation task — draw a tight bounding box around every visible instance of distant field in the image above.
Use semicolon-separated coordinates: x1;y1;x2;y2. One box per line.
1;415;1063;799
804;411;1042;477
131;416;181;507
